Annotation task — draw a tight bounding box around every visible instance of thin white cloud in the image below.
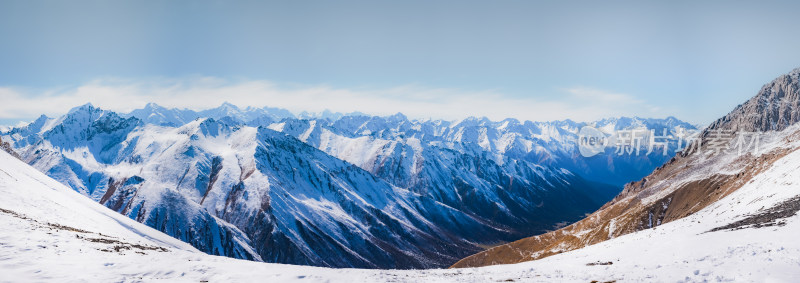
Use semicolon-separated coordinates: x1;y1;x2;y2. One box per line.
0;78;672;124
564;87;644;104
561;87;672;118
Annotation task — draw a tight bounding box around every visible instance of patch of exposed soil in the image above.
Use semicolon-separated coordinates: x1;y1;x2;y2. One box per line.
200;156;223;205
77;234;169;253
0;136;22;159
47;223;92;234
709;195;800;232
0;206;168;253
586;261;614;266
0;207;91;233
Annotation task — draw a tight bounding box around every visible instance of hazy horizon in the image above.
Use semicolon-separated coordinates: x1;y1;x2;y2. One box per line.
4;0;800;126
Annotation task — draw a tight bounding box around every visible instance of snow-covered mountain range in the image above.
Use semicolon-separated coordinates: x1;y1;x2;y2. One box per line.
4;69;800;281
0;103;695;268
2;119;798;282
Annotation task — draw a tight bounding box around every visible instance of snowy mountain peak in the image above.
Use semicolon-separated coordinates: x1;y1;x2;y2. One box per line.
500;117;521;125
67;103;101;115
454;116;492;127
34;113;50;123
386;112;408;121
57;103;112;130
141;102;171;111
202;102;242;117
218;101;240;111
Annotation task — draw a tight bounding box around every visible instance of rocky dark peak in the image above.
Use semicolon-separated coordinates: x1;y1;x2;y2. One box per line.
706;68;800;133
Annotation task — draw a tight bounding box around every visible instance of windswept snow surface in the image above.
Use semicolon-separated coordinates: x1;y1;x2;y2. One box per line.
2;144;799;282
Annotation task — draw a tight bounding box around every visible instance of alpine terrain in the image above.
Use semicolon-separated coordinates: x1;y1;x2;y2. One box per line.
2;89;799;281
0;103;693;268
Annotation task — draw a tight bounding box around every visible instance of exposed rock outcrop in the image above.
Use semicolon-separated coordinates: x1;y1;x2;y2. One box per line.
706;68;800;133
0;136;20;159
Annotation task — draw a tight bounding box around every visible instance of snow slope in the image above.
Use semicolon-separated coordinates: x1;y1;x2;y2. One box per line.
0;147;194;252
3;142;800;282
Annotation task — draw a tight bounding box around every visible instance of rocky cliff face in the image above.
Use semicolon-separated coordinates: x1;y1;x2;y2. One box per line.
451;67;800;268
707;68;800;133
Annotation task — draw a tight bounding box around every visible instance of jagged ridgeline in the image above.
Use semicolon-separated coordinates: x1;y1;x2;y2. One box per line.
0;103;693;268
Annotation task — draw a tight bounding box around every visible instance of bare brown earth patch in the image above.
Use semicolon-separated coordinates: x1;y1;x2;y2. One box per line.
77;234;169;253
200;156;223;205
0;136;21;159
99;177;125;205
709;195;800;232
586;261;613;266
1;207;92;233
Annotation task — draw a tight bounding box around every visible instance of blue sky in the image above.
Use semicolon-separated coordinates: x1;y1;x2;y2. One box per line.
2;0;800;125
